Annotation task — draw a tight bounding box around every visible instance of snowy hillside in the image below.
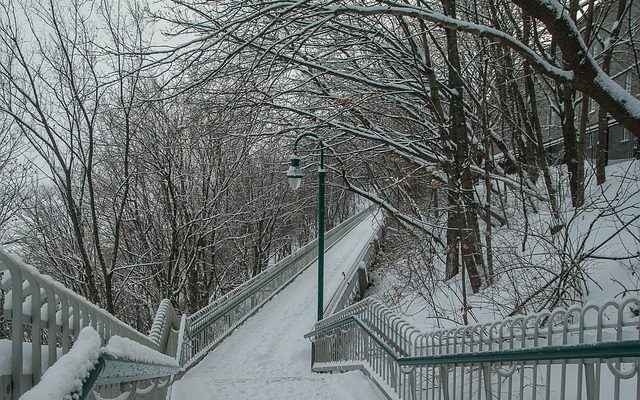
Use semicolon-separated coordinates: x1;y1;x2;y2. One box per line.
369;160;640;331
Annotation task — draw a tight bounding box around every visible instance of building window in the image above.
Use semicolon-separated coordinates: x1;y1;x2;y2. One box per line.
622;128;630;142
588;97;595;113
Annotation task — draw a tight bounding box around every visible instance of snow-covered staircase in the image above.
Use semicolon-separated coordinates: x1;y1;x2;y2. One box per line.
0;207;382;400
170;208;384;400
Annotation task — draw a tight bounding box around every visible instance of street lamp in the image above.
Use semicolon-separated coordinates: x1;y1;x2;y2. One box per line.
287;155;303;190
286;132;326;321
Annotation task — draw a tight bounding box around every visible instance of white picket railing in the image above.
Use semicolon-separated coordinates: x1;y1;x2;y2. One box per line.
0;207;379;399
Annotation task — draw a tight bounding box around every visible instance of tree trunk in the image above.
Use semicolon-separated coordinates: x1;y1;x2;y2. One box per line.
442;0;483;293
597;0;627;185
561;82;584;207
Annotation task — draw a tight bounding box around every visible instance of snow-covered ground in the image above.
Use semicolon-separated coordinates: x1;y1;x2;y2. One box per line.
370;160;640;332
171;212;385;400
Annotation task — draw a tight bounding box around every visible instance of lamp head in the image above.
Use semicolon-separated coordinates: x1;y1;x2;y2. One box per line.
286;155;303;190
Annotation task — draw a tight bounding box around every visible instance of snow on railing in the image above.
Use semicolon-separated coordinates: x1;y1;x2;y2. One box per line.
20;327;101;400
179;206;377;370
20;326;179;400
0;207;380;399
0;249;182;400
324;211;383;316
306;297;640;400
148;299;182;358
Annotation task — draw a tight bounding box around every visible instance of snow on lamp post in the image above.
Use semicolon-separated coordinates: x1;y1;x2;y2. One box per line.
287;133;326;321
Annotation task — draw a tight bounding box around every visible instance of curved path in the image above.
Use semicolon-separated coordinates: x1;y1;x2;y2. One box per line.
171;212;384;400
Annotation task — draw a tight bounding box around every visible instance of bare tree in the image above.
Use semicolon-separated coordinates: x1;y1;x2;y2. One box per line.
0;0;105;305
150;0;640;315
0;118;31;245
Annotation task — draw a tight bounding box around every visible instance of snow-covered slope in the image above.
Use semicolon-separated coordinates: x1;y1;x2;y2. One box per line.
370;160;640;331
171;212;385;400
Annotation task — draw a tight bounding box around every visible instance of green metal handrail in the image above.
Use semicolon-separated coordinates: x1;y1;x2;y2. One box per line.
307;299;640;400
79;353;179;400
306;315;640;366
79;358;105;400
181;207;375;367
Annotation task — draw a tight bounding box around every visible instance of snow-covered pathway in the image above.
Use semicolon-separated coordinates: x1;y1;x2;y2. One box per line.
171;212;384;400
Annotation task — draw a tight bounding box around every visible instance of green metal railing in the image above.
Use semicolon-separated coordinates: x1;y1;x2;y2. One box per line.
306;297;640;400
79;353;179;400
179;206;376;370
1;208;378;399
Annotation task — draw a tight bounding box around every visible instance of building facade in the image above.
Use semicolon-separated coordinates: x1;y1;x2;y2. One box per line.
540;0;640;164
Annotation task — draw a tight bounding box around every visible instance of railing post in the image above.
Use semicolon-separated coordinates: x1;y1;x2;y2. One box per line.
483;364;493;399
45;288;58;368
364;333;370;364
390;358;397;390
584;363;598;400
176;314;187;367
61;297;71;352
440;366;450;400
30;278;42;385
11;269;24;399
408;369;417;400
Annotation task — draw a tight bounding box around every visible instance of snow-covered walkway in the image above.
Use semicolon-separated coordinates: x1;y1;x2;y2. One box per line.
171;212;384;400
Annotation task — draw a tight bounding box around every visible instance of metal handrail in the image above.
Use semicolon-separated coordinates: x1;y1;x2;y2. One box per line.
315;297;420;356
79;352;179;400
324;211;383;316
0;249;162;399
179;206;376;369
307;297;640;399
15;324;178;400
306;316;640;365
1;207;379;399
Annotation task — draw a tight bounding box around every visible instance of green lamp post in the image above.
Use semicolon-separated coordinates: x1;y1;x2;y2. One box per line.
286;132;325;321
